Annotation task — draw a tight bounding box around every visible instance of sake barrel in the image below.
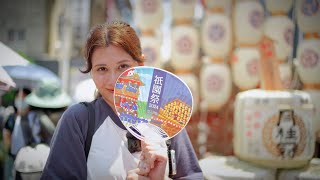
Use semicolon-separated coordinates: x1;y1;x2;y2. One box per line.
201;14;232;59
199;155;276;180
305;90;320;138
171;0;196;22
234;89;315;168
177;73;199;113
140;35;162;68
203;0;231;13
234;0;264;45
265;0;293;14
231;47;260;90
278;158;320;180
171;25;199;71
134;0;163;31
296;0;320;34
264;16;294;61
278;63;293;89
296;39;320;85
200;62;232;111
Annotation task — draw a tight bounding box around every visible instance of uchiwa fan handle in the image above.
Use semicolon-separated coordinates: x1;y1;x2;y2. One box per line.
258;36;283;91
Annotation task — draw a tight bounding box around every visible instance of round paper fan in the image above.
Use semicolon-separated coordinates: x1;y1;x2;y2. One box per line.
114;66;193;142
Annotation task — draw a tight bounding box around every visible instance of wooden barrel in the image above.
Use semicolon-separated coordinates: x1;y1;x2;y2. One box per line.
171;25;199;72
203;0;231;13
201;14;232;59
234;0;264;45
296;39;320;87
200;61;232;111
171;0;196;23
305;90;320;139
231;47;260;90
140;35;162;68
264;16;294;61
134;0;163;31
296;0;320;34
234;89;315;168
265;0;293;15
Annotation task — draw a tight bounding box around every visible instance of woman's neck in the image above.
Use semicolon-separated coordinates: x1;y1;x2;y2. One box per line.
102;97;117;114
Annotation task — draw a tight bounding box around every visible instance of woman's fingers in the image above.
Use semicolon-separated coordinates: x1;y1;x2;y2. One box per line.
138;160;150;176
141;140;159;152
139;140;168;174
142;148;167;164
127;168;150;180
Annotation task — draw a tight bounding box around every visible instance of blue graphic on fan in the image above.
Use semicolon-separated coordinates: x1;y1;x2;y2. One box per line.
119;112;148;124
114;67;192;140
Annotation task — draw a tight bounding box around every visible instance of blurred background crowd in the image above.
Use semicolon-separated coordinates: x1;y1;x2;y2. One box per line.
0;0;320;179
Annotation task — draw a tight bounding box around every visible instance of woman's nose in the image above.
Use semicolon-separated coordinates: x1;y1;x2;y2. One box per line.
106;71;118;87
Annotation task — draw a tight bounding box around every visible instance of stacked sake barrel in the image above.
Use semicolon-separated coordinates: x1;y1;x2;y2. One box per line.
134;0;163;68
170;0;201;155
199;1;281;179
200;0;234;156
170;0;199;114
264;0;295;89
231;0;263;91
199;1;319;179
233;0;315;170
295;0;320;143
200;0;232;112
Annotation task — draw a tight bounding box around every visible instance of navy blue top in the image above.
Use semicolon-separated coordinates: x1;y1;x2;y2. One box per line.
41;97;203;179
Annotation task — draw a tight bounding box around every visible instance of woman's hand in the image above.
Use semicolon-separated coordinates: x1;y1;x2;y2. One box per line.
127;140;169;180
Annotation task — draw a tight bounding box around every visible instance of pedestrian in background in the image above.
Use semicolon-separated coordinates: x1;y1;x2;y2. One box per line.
8;80;71;180
24;79;71;143
3;88;31;180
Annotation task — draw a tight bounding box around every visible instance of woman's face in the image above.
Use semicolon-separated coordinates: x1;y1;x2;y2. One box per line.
91;45;143;110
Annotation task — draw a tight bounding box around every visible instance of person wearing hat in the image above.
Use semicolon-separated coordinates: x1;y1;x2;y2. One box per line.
25;79;72;126
25;79;72;144
2;87;31;180
3;80;71;180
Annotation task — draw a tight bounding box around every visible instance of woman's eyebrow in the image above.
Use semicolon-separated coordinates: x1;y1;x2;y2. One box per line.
93;59;131;67
93;64;107;67
116;59;131;64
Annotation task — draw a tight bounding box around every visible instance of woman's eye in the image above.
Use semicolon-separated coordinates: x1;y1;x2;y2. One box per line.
97;67;107;71
119;64;129;69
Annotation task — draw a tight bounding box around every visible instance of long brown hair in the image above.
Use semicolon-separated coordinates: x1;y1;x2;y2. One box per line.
81;21;144;73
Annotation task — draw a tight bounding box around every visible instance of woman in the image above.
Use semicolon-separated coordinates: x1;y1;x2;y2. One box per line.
41;21;203;179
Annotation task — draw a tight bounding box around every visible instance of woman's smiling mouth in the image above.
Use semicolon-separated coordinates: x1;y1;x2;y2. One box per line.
107;89;114;93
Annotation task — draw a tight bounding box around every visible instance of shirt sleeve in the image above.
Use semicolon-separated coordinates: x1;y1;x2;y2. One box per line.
41;104;89;180
170;129;204;180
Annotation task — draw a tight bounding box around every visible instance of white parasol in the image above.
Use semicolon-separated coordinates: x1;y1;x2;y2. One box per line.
0;41;29;66
0;65;16;91
3;64;60;89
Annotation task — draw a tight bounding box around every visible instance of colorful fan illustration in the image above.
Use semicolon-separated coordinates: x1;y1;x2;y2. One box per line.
114;66;193;142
